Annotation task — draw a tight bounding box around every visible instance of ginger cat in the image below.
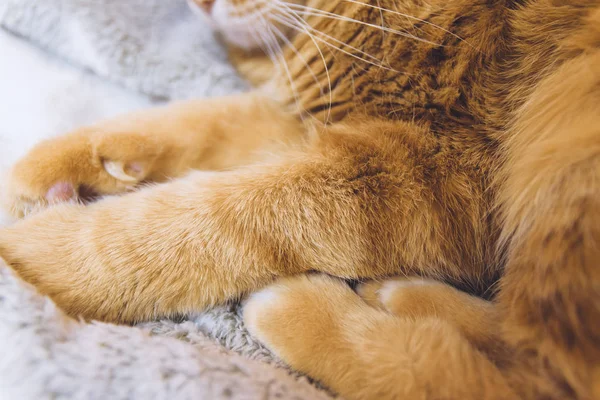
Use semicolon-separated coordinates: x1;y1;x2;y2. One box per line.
1;0;599;398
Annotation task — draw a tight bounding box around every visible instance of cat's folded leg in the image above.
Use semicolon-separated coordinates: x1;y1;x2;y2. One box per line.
243;274;515;400
356;278;506;361
4;93;304;218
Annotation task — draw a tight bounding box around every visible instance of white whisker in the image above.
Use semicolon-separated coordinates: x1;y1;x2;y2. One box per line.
275;10;380;63
285;3;440;46
273;2;334;124
256;13;306;119
216;0;463;123
341;0;474;48
376;0;386;42
269;23;324;97
272;11;401;73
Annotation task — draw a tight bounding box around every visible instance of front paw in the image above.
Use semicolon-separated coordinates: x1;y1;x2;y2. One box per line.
4;129;160;218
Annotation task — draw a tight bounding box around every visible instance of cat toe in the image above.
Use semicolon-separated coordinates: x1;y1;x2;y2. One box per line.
357;277;439;315
45;181;77;203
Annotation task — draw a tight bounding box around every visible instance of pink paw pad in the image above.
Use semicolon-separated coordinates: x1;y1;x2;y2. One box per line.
46;182;77;203
127;162;144;176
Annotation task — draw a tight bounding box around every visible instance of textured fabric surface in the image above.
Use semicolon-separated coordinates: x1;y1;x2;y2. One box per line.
0;261;333;400
0;1;333;399
0;0;247;99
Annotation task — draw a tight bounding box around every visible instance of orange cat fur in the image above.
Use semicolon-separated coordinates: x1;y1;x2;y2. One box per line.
1;0;599;399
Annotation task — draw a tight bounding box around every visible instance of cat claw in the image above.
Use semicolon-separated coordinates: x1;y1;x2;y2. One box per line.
102;160;141;183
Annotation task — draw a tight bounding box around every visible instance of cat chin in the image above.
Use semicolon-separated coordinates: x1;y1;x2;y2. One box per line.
187;0;263;51
220;30;264;51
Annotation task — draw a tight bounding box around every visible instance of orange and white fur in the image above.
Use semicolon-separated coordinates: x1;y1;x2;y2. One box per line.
1;0;599;399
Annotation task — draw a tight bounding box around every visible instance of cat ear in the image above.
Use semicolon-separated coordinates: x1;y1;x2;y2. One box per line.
102;160;145;183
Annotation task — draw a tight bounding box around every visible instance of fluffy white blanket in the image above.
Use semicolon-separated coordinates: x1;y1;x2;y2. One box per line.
0;1;333;398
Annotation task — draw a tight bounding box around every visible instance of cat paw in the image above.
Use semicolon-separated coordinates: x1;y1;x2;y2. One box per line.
4;129;161;218
356;277;496;331
243;274;359;360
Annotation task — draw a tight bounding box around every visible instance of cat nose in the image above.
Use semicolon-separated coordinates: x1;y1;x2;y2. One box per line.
195;0;215;14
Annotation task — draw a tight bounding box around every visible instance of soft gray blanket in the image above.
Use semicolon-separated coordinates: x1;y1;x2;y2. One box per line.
0;261;331;399
0;1;334;399
0;0;246;99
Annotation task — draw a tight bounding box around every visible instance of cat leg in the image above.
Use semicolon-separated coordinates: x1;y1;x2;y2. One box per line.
356;278;506;361
243;274;515;400
0;127;398;322
5;93;304;218
495;49;600;399
0;120;488;324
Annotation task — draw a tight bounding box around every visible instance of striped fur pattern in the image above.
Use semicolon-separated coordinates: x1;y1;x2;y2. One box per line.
1;0;599;399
